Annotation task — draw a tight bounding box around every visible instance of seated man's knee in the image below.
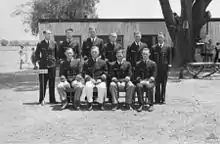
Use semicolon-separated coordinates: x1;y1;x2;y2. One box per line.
110;82;117;88
85;81;94;88
127;82;135;88
97;82;106;89
136;83;143;88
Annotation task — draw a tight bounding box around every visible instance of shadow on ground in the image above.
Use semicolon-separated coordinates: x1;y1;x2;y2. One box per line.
0;68;39;92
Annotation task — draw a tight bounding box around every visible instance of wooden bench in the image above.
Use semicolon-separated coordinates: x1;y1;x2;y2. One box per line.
187;62;220;78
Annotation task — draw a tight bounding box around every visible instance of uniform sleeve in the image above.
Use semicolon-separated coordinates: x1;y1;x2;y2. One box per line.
35;43;41;61
102;61;108;76
135;62;141;82
99;39;105;59
55;42;58;60
103;43;107;60
81;40;86;58
126;45;131;62
57;42;65;60
59;62;65;77
75;43;81;59
168;47;172;65
77;59;83;74
82;61;88;77
152;62;157;78
127;62;132;78
150;46;155;61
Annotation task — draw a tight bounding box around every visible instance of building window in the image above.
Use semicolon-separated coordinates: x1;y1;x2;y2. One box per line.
141;35;158;48
98;35;124;47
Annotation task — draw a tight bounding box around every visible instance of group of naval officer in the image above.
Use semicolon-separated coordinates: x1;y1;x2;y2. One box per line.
34;27;172;112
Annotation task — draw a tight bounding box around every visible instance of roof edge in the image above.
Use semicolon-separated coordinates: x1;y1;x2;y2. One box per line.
38;18;220;23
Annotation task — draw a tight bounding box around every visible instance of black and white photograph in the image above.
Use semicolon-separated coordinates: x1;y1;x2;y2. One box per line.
0;0;220;143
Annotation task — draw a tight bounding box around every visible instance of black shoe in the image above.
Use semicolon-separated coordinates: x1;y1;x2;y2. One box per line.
112;104;118;111
50;100;58;104
137;105;143;112
61;102;68;109
100;104;104;111
161;100;166;104
127;104;133;111
88;103;93;111
148;105;154;112
75;106;80;111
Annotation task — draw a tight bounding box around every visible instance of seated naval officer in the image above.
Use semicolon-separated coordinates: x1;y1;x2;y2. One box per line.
82;46;108;111
57;48;84;110
109;48;135;111
136;48;157;112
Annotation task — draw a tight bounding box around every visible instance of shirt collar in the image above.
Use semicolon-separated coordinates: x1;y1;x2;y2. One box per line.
117;58;125;65
91;37;97;42
92;57;99;62
158;42;164;47
135;41;141;46
66;38;73;42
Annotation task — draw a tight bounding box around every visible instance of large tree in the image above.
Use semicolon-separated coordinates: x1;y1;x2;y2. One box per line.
12;0;100;36
159;0;212;67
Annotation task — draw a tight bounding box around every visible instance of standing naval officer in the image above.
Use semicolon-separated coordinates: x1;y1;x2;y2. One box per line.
126;31;148;102
58;28;81;61
103;32;123;102
150;32;172;104
82;27;104;60
35;30;58;105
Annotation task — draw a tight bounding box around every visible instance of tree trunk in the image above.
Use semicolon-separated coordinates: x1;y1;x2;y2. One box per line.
159;0;212;68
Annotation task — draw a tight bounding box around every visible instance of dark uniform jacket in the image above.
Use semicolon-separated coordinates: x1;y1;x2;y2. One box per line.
126;42;148;67
59;58;82;82
82;58;108;80
150;44;171;80
110;60;132;81
103;42;123;62
135;59;157;83
58;39;80;59
35;40;58;69
82;37;104;60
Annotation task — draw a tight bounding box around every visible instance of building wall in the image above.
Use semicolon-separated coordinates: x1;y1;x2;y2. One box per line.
39;21;172;48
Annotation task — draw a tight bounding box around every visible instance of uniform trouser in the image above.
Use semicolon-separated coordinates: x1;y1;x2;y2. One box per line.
155;73;168;103
84;81;106;104
131;67;136;102
57;80;84;103
136;82;154;106
39;67;56;103
106;62;112;100
109;81;135;104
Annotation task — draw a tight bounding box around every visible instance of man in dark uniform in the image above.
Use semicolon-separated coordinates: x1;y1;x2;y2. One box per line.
109;48;135;111
57;48;84;110
35;30;58;105
58;28;81;61
126;31;148;102
82;46;108;111
136;48;157;112
151;32;172;104
82;27;104;60
103;32;123;102
104;32;122;62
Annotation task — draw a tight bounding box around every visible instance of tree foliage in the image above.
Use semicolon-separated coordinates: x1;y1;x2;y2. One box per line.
159;0;212;66
12;0;100;36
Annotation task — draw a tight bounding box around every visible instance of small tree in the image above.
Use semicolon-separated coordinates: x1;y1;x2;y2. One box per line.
1;39;9;46
159;0;212;67
11;0;100;36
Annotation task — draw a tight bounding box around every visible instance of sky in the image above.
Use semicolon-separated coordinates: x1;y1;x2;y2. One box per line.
0;0;219;40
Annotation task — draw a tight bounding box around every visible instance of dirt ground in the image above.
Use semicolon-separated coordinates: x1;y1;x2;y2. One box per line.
0;50;220;144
